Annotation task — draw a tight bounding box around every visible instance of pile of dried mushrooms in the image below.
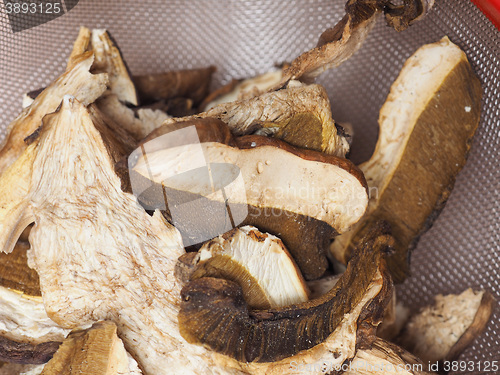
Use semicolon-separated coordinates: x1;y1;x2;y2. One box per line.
0;1;494;374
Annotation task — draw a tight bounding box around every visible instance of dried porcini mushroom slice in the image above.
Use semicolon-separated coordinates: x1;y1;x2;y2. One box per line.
133;66;216;105
163;83;350;157
41;321;139;375
0;52;108;175
176;226;309;309
344;338;432;375
201;69;283;111
278;0;435;85
0;242;69;354
68;27;138;105
331;37;482;282
129;120;367;280
14;97;217;374
398;289;495;365
178;224;394;363
96;94;171;140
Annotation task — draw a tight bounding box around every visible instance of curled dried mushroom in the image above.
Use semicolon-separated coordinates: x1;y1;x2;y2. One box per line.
176;226;309;309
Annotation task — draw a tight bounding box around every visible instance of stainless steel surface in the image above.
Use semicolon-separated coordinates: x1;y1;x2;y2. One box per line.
0;1;498;373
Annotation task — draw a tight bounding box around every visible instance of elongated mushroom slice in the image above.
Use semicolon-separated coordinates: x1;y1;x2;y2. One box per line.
164;82;349;157
129;123;367;279
179;224;394;364
68;27;138;105
0;52;108;175
177;226;309;309
40;321;138;375
398;289;495;365
202;69;283;111
133;66;216;106
331;37;482;282
278;0;435;85
344;338;433;375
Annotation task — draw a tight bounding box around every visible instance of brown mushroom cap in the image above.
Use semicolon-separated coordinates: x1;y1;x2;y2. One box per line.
129;119;367;279
331;37;482;283
178;223;394;363
177;226;309;309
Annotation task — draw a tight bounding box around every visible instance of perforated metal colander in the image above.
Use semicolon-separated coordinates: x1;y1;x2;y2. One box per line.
0;1;498;374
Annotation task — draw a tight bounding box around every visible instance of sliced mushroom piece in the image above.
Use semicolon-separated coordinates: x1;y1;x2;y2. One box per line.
398;288;495;365
129;122;368;279
202;69;283;111
7;96;389;374
331;37;482;282
15;97;217;374
344;338;433;375
133;66;216;105
68;27;138;105
277;0;435;85
176;226;309;309
163;82;350;157
0;52;108;175
0;242;70;359
96;94;171;140
40;321;139;375
178;224;394;364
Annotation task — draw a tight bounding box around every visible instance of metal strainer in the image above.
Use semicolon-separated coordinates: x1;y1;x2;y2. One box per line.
0;1;498;374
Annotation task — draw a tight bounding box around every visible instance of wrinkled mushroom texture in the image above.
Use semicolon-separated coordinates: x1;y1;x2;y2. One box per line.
398;289;495;364
278;0;435;86
344;338;432;375
0;52;108;175
41;321;141;375
331;37;482;283
179;224;394;364
7;96;386;375
129;122;367;279
177;226;309;309
68;27;138;105
202;69;283;111
133;66;216;105
163;82;350;157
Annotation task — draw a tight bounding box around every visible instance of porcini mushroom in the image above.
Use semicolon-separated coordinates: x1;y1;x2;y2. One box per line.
0;242;69;365
133;67;216;106
176;226;309;309
128;119;368;279
0;52;108;175
178;223;394;364
41;321;142;375
163;82;350;157
398;288;495;365
331;37;482;282
277;0;435;86
201;69;283;111
68;27;138;106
